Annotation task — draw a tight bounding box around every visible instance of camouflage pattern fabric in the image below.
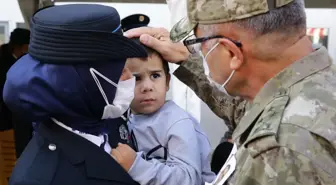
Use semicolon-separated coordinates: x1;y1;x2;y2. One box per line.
226;46;336;185
173;53;247;136
170;0;294;42
187;0;293;24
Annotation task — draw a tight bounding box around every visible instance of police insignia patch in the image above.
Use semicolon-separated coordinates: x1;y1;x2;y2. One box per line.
119;124;129;141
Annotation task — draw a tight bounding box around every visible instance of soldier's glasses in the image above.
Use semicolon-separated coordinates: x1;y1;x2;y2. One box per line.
183;34;242;54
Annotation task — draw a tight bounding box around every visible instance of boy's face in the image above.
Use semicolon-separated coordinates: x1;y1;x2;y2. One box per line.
126;53;170;114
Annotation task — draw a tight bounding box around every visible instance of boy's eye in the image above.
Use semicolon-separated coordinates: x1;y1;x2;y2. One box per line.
151;73;161;79
134;75;141;81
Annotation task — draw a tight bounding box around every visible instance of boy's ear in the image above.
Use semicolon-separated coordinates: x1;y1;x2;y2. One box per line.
166;73;171;91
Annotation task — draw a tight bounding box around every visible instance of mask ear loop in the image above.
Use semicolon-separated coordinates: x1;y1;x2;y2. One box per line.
204;43;220;77
89;68;113;105
90;68;133;122
205;42;220;59
203;43;236;89
222;70;235;88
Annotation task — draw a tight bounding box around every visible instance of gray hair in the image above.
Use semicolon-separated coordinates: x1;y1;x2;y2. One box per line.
235;0;306;36
200;0;306;37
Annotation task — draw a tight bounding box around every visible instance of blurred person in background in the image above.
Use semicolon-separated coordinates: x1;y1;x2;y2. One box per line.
0;28;30;130
0;28;32;159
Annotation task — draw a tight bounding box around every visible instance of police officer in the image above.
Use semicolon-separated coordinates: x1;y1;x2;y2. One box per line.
4;4;147;185
124;0;336;184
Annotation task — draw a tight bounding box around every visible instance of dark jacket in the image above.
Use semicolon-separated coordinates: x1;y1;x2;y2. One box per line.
10;119;138;185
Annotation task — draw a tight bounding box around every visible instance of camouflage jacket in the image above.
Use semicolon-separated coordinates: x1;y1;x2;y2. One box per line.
173;54;247;136
227;46;336;185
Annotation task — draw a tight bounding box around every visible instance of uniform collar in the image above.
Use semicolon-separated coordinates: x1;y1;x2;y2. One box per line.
51;118;111;153
233;46;332;142
38;120;136;184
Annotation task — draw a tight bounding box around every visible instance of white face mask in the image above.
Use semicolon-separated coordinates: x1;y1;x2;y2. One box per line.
203;43;235;97
90;68;135;121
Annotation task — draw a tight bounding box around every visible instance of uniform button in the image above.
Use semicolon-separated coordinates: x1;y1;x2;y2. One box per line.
48;144;57;151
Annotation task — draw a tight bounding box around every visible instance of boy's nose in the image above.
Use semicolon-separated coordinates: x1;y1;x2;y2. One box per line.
141;79;154;92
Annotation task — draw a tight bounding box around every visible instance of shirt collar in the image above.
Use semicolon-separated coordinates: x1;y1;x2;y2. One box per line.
51;118;109;149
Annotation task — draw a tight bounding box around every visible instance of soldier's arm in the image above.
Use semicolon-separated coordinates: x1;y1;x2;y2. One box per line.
173;54;247;131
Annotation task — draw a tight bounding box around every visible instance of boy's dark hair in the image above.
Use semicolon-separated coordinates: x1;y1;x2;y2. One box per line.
131;38;170;76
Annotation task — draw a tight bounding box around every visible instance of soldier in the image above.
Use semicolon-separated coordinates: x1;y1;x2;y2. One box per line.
125;0;336;184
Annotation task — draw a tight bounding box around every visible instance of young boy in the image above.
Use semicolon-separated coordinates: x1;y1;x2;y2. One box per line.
111;38;216;185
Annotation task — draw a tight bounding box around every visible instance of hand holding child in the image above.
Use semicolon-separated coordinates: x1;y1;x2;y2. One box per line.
111;143;137;171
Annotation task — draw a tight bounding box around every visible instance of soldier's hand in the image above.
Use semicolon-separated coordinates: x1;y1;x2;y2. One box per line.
124;27;190;63
111;143;136;171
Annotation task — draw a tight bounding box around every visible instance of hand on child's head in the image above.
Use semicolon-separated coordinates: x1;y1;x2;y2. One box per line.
124;27;189;63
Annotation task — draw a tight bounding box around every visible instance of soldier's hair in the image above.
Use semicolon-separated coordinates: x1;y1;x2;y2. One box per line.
131;38;170;76
234;0;306;36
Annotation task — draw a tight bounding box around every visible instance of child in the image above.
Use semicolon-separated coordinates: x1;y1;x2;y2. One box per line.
111;38;216;185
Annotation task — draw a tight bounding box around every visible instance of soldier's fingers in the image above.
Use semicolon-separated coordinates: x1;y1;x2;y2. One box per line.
124;27;160;38
139;34;169;54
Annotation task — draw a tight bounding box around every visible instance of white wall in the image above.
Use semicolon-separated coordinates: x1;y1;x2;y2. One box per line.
0;0;24;42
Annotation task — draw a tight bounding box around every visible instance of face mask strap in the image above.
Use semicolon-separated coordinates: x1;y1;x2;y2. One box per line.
204;43;220;77
205;42;220;59
89;68;116;105
121;108;131;122
222;70;235;88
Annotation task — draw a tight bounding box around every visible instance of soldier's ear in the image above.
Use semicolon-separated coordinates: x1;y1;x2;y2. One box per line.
218;38;243;70
230;56;243;70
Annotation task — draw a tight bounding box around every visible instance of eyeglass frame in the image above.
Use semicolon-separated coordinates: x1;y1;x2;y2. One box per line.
183;34;242;54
